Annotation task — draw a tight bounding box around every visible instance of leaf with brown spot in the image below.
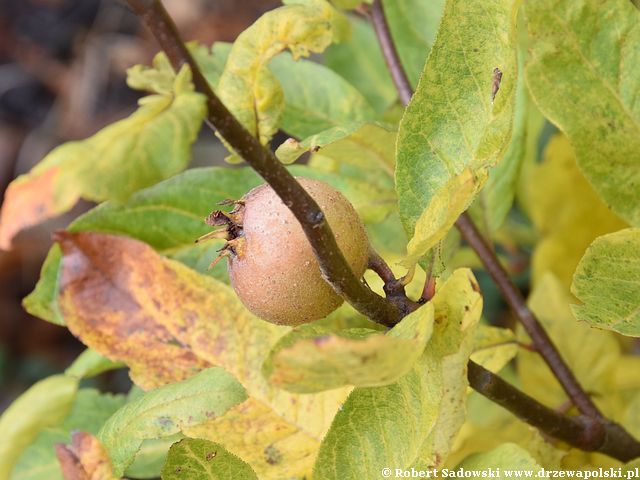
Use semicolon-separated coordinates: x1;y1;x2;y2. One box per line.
56;231;349;478
56;232;211;389
56;431;115;480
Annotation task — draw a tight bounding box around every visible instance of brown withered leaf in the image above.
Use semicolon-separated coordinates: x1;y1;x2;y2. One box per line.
56;232;211;389
56;232;348;478
56;431;115;480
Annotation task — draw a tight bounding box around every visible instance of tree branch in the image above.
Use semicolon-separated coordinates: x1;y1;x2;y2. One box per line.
368;248;420;315
468;362;640;462
368;0;413;106
455;214;602;419
370;0;640;460
368;0;600;420
125;0;401;327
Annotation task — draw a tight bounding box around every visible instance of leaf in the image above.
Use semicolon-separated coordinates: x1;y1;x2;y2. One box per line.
98;367;247;477
162;438;258;480
517;274;621;410
56;431;115;480
270;53;375;139
313;269;482;478
28;163;390;325
65;349;125;380
469;56;529;236
381;0;446;86
324;15;396;112
0;375;78;478
395;0;520;267
184;398;323;480
127;42;229;96
275;122;365;164
470;325;518;373
524;134;627;287
401;169;479;267
571;228;640;337
217;0;348;146
13;389;126;480
262;302;434;393
457;443;541;470
23;245;64;325
125;435;182;479
525;0;640;226
329;0;372;8
0;67;206;249
300;123;397;223
51;230;346;479
56;232;213;388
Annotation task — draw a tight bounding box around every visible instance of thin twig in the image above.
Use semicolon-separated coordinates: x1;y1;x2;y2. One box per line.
126;0;401;327
369;0;640;459
368;0;601;421
368;0;413;106
468;362;640;462
368;248;420;315
456;214;602;419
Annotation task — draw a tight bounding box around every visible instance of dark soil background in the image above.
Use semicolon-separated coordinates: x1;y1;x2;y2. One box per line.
0;0;279;411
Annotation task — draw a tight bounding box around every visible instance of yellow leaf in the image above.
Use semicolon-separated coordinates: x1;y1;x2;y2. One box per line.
525;134;627;288
217;0;347;147
403;168;483;267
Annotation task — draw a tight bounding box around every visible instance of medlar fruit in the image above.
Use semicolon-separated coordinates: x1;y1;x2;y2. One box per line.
201;178;369;326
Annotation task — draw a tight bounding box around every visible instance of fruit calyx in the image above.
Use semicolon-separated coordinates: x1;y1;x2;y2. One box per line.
196;200;246;268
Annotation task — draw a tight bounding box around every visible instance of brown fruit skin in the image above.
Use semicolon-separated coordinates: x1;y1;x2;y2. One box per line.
228;178;369;326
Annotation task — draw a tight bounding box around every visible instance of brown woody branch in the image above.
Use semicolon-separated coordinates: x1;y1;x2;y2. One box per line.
468;362;640;462
368;0;599;419
126;0;640;463
126;0;400;327
369;0;640;461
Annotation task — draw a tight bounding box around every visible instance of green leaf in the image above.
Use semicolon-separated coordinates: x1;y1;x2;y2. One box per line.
127;42;230;96
217;0;348;147
0;66;206;249
65;349;125;380
525;0;640;226
162;438;258;480
297;123;397;223
571;228;640;337
98;367;247;477
0;375;78;478
270;53;375;139
457;443;541;470
12;389;126;480
313;269;482;478
262;302;434;393
324;15;396;111
381;0;446;87
125;435;182;479
470;325;518;374
22;245;64;325
395;0;520;267
275;122;365;164
469;56;529;236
